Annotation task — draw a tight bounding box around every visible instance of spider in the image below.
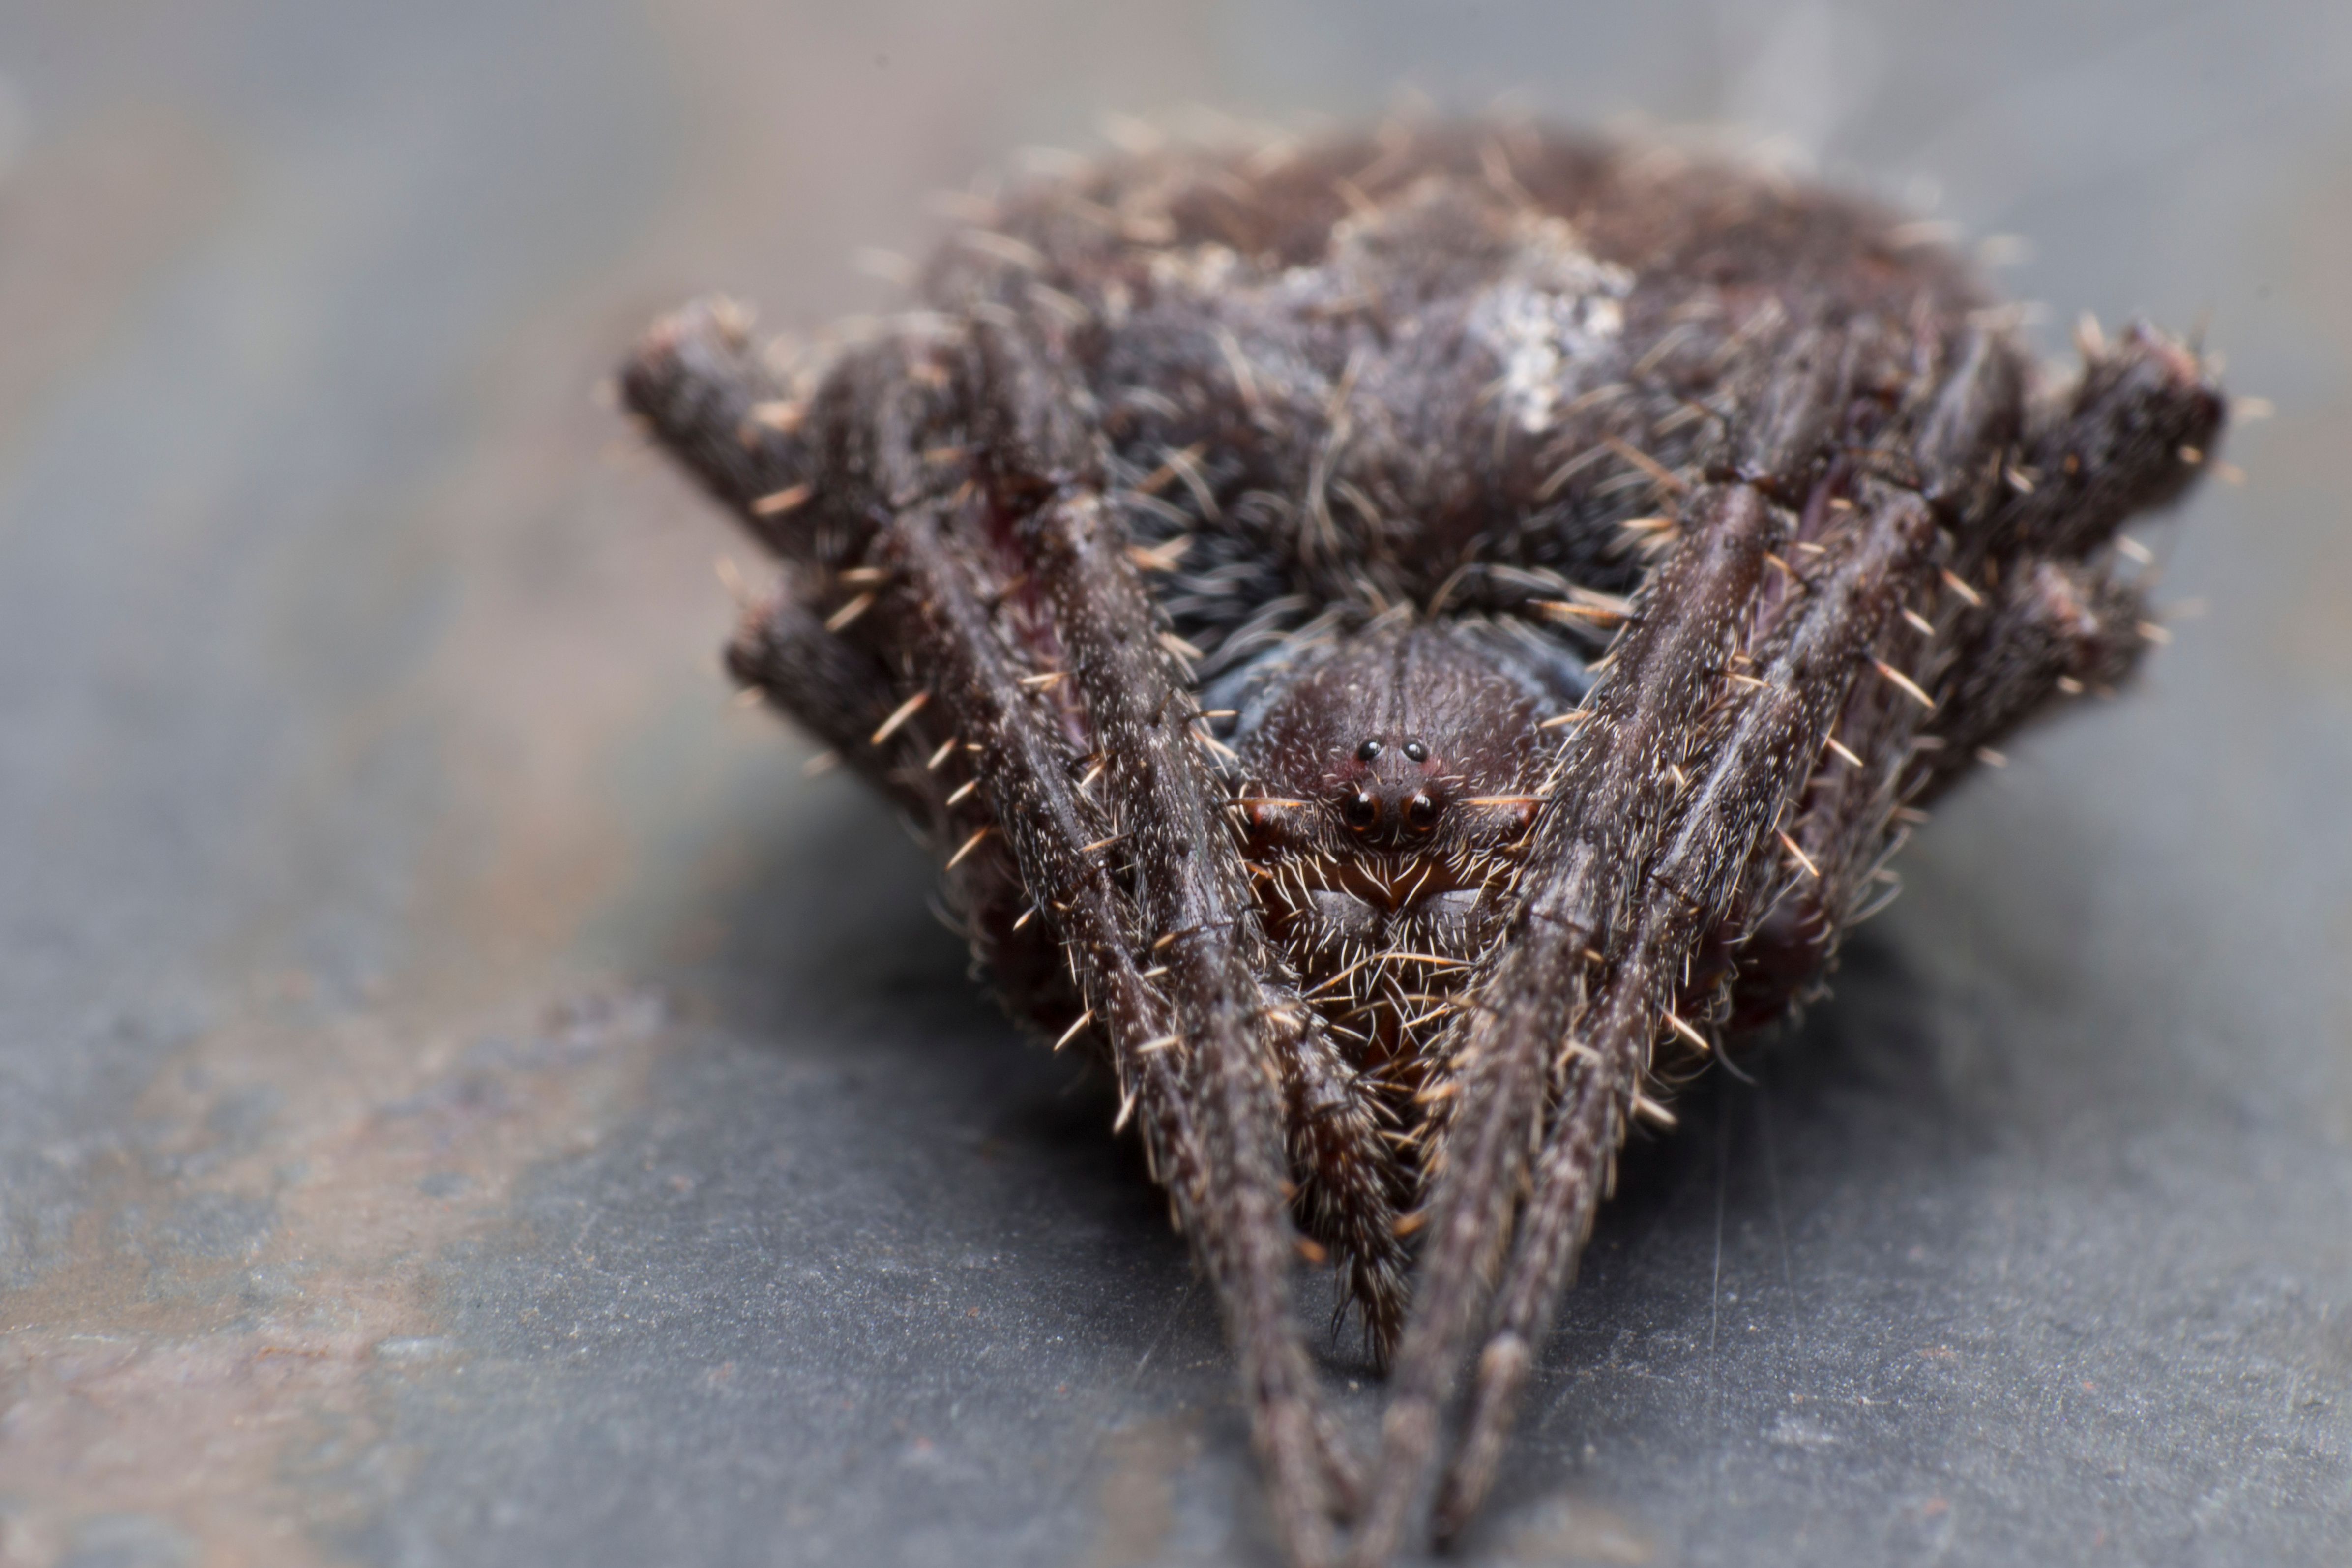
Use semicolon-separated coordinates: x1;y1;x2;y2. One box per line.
618;120;2222;1568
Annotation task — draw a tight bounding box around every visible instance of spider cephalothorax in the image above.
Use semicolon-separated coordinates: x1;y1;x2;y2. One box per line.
618;119;2222;1568
1223;621;1586;1081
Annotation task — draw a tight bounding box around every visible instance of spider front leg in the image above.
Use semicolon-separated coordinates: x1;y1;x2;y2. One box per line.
1037;486;1415;1346
796;470;1368;1562
1346;483;1784;1566
1431;484;1940;1537
1422;326;2215;1536
1420;331;2221;1540
973;301;1413;1346
975;294;1419;1529
1016;485;1370;1553
629;305;1366;1563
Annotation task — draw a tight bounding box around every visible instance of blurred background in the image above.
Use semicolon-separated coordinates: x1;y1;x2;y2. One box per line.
0;3;2346;1565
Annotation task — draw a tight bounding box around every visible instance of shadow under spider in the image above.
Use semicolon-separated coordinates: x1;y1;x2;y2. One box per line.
670;775;1178;1222
1433;920;2013;1545
663;780;1996;1479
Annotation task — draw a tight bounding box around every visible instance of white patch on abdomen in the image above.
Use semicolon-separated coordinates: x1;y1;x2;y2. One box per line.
1467;215;1634;434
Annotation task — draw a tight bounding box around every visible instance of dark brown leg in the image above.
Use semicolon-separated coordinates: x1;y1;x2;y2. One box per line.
1016;487;1361;1557
1431;484;1939;1535
990;287;1424;1509
724;578;899;780
631;303;1365;1564
971;311;1417;1507
623;299;837;558
1976;322;2224;564
1346;483;1783;1566
1916;320;2217;800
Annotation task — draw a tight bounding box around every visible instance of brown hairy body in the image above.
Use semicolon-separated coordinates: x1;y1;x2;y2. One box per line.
618;120;2222;1568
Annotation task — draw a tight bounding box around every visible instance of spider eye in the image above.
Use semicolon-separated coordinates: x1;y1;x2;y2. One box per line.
1403;740;1428;763
1356;738;1383;761
1343;790;1379;829
1404;793;1439;832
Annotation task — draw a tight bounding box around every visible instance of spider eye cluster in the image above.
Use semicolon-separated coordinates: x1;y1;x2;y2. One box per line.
1339;748;1445;843
1224;623;1577;862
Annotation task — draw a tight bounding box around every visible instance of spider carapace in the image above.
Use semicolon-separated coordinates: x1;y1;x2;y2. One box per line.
1223;625;1581;1112
619;120;2223;1568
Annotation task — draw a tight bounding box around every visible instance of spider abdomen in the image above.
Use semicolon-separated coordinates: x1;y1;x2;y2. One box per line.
926;126;1998;668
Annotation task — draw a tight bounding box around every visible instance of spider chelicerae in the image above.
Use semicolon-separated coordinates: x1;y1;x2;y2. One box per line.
618;119;2223;1568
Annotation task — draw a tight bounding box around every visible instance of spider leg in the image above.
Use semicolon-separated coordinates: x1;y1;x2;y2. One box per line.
1425;320;2205;1531
1345;483;1783;1566
1911;324;2024;525
1727;318;2198;1022
1430;484;1939;1536
1719;325;2029;1015
1909;556;2149;802
622;299;832;555
976;307;1394;1551
1982;322;2224;563
632;304;1360;1559
1017;486;1366;1556
972;283;1418;1349
725;575;900;783
1909;321;2217;799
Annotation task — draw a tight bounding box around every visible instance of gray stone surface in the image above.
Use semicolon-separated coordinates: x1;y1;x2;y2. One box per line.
0;3;2346;1565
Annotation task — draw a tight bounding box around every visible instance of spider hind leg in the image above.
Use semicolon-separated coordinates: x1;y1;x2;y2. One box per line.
1987;321;2224;562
